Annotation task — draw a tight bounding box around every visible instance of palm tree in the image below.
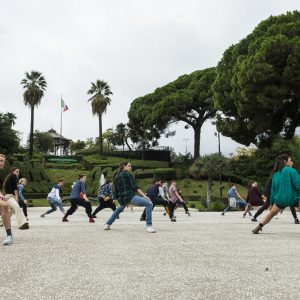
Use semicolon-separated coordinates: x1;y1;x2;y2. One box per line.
21;71;47;158
87;80;113;156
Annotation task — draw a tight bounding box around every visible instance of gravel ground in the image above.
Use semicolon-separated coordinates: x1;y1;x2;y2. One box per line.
0;207;299;300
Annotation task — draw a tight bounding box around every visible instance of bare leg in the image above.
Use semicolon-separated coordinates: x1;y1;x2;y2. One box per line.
243;204;251;216
1;206;11;231
261;205;281;226
252;204;281;234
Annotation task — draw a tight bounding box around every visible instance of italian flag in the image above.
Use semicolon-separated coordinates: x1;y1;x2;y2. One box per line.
61;98;69;112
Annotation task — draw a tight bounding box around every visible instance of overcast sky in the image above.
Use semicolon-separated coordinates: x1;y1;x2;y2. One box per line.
0;0;299;156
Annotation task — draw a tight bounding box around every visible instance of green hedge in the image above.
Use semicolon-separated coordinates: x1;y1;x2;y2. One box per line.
153;168;176;180
45;163;83;170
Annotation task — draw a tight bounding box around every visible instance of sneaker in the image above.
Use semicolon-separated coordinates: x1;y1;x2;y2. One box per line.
242;214;246;218
187;211;191;216
251;217;258;222
221;212;225;216
295;218;300;224
62;218;69;222
3;235;13;245
19;223;29;230
171;217;176;222
40;214;45;218
89;217;95;223
140;217;146;221
146;226;156;233
104;224;110;230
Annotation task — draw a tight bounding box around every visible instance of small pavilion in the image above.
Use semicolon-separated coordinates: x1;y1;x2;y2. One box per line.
48;129;72;156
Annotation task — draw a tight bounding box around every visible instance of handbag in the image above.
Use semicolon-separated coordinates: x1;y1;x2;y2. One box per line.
229;197;237;208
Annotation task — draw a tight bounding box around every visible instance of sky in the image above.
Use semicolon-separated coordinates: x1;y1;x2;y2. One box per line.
0;0;299;156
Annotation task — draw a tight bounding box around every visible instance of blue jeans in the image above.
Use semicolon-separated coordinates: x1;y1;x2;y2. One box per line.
223;198;247;213
46;197;65;214
106;195;153;226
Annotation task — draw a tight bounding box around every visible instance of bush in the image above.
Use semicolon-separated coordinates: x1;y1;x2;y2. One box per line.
45;163;83;170
153;168;176;181
207;200;225;211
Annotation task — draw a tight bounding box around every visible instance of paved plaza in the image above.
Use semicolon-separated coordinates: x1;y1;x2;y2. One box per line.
0;207;300;300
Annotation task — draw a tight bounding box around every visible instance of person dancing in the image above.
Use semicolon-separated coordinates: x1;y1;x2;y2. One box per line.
41;180;65;218
169;180;190;219
221;184;249;216
0;154;13;245
62;175;94;223
251;177;299;224
252;154;300;234
3;167;29;230
243;181;266;218
91;180;117;218
18;178;29;220
104;162;155;233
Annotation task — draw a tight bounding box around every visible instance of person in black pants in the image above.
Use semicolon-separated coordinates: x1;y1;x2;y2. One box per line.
91;180;116;218
18;178;28;220
62;174;94;223
252;176;299;224
140;179;175;222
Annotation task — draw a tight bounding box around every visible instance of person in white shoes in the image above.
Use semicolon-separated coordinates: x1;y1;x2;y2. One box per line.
0;154;14;245
104;161;155;233
3;167;29;230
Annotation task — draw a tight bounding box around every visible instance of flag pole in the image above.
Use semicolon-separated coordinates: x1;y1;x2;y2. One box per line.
60;95;63;156
60;95;63;136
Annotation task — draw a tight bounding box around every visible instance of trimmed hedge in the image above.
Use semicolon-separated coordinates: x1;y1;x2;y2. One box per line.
45;163;83;170
153;168;176;181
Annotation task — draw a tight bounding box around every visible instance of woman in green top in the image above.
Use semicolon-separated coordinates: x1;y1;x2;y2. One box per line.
252;154;300;234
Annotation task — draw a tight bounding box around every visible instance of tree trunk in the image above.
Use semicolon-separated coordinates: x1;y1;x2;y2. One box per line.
125;138;132;151
207;176;213;205
193;125;201;159
99;113;103;156
29;105;34;158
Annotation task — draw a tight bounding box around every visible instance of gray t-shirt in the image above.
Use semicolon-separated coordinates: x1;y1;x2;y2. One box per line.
70;180;86;199
169;185;178;203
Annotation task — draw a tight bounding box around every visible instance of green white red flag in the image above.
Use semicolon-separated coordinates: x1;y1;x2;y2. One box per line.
61;98;69;112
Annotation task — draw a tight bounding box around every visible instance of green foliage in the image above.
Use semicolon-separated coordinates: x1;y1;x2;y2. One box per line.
207;200;225;211
32;131;54;154
0;112;20;154
87;79;113;155
214;11;300;146
45;163;83;170
128;68;217;157
70;140;86;153
190;153;227;179
153;168;176;181
21;70;47;157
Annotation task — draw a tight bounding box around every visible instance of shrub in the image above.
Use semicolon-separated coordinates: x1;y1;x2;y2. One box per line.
45;163;83;170
153;168;176;181
207;200;224;211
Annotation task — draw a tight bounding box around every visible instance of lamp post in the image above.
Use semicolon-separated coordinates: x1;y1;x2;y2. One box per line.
183;138;189;154
214;131;223;197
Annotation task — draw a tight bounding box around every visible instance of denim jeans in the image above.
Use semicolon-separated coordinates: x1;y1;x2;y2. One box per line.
106;195;153;226
223;198;247;213
47;197;65;214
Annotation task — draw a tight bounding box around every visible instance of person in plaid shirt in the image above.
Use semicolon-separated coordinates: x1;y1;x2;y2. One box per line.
104;162;156;233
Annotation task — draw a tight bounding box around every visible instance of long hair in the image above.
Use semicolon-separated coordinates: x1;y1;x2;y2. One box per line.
2;167;19;194
273;154;290;173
